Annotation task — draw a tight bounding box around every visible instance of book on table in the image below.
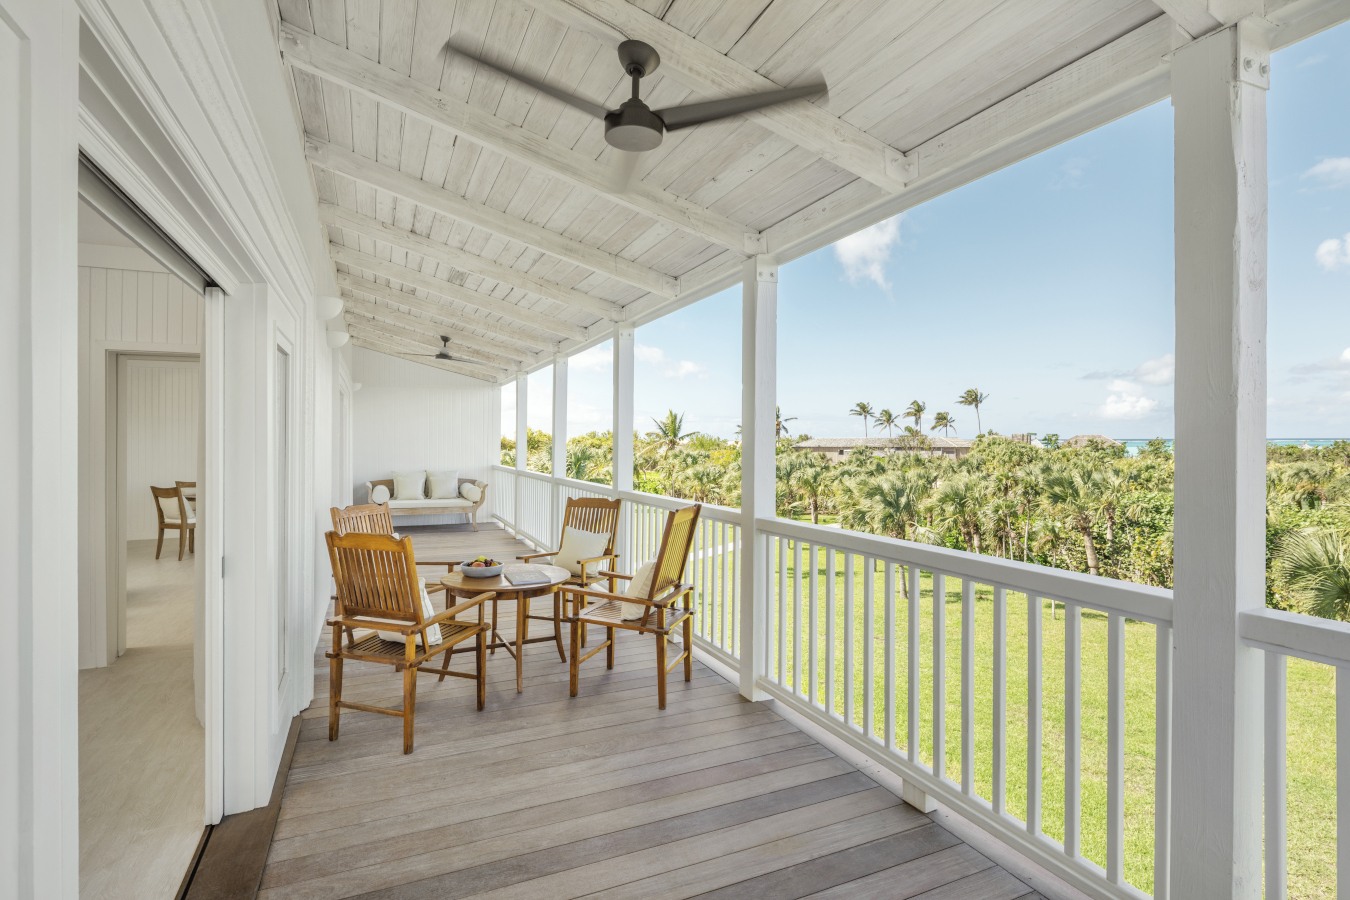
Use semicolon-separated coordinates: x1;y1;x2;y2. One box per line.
504;565;552;586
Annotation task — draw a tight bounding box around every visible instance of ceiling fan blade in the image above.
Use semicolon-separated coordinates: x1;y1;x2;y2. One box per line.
444;39;609;120
656;82;827;132
607;149;640;195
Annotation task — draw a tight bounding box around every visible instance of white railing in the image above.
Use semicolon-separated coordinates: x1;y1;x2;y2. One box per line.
1241;607;1350;900
490;465;1201;899
755;517;1173;900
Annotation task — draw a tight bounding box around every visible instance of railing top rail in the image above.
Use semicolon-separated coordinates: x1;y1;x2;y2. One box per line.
1240;607;1350;668
759;515;1174;625
618;488;741;521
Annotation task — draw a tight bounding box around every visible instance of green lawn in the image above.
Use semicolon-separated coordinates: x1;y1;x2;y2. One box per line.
685;544;1336;899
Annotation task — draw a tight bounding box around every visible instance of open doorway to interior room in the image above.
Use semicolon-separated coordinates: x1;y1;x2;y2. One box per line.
76;195;207;898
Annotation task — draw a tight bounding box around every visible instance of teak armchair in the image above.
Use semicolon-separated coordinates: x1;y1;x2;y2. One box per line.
330;502;460;588
325;531;494;754
564;504;701;709
517;496;623;657
151;484;195;560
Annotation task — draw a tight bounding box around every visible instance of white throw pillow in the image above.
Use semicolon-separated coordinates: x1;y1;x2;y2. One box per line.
621;561;657;620
459;481;482;503
393;471;426;501
427;471;460;500
370;483;391;504
555;526;611;577
374;578;441;648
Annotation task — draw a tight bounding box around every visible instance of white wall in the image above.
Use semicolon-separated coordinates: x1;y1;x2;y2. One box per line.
121;357;200;540
353;348;498;525
78;257;203;668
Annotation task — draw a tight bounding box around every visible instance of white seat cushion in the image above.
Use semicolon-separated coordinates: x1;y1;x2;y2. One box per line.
374;578;441;647
620;561;657;620
388;498;472;510
556;527;611;577
393;471;427;501
427;471;460;500
459;482;483;503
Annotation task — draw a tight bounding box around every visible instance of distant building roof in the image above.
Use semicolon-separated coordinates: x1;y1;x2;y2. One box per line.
794;436;973;451
1063;434;1123;447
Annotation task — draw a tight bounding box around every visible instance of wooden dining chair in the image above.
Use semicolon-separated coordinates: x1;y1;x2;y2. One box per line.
326;530;494;754
151;485;195;560
516;496;623;658
563;504;701;709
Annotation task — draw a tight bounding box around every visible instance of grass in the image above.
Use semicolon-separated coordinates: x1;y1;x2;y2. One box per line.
689;543;1337;899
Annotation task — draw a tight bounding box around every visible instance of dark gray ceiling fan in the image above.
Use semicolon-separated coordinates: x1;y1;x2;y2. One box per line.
445;37;827;190
411;336;471;363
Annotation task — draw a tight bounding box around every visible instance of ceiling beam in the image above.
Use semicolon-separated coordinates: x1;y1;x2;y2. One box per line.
350;336;503;383
1151;0;1224;37
341;293;537;365
331;243;590;341
527;0;916;192
341;310;523;371
281;23;755;253
319;203;622;321
336;273;555;355
308;139;677;299
345;322;514;378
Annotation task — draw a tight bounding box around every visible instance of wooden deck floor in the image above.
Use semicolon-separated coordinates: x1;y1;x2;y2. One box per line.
263;522;1043;900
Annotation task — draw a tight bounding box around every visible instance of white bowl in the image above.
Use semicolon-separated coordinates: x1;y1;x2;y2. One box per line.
459;560;504;578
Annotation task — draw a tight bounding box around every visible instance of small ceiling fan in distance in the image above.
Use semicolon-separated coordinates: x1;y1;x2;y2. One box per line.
411;336;471;363
444;36;827;190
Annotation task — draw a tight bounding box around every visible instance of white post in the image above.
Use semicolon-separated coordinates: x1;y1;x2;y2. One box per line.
514;372;527;532
739;256;776;701
1170;21;1267;899
612;327;635;564
551;354;568;534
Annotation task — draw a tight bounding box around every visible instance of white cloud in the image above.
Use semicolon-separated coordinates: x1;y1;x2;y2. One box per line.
1051;157;1089;190
1132;353;1174;386
1297;53;1327;69
834;215;902;290
1342;347;1350;364
569;343;611;372
1303;157;1350;190
635;343;706;379
1098;379;1159;421
1316;234;1350;271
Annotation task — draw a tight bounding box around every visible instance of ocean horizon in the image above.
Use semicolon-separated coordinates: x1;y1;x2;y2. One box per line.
1118;438;1346;455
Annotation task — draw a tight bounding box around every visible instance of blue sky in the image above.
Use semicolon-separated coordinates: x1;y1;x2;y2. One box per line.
508;23;1350;442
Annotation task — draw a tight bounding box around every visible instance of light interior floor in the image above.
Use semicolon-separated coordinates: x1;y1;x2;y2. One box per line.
262;522;1042;900
80;538;204;899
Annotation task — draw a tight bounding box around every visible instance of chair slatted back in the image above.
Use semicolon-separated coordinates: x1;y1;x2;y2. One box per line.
151;485;187;526
644;504;701;602
332;502;395;536
326;531;424;625
560;497;622;554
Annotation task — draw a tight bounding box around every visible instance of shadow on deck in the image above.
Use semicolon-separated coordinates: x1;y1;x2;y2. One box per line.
262;523;1044;899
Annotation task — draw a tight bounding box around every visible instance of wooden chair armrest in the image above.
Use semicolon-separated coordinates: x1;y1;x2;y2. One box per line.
518;550;557;561
431;591;495;623
597;569;632;581
560;584;631;604
417;560;460;569
577;554;617;567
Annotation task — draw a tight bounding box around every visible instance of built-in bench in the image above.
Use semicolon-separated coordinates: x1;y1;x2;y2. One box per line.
366;475;488;531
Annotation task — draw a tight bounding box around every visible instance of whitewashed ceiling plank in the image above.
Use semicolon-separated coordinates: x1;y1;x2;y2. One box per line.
466;2;534;114
409;0;456;88
378;0;417;75
277;0;313;31
725;0;831;71
756;0;891;85
492;9;570;127
441;0;497;102
342;309;524;369
518;30;605;139
320;78;354;149
350;335;503;381
310;0;346;44
345;0;380;61
692;0;775;53
291;68;330;140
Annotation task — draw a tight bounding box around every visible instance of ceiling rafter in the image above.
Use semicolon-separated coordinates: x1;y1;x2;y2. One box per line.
350;335;503;382
332;243;591;341
308;139;677;298
344;324;514;379
341;294;536;365
280;23;756;253
336;273;555;355
1150;0;1226;36
526;0;917;191
319;203;622;321
341;310;523;371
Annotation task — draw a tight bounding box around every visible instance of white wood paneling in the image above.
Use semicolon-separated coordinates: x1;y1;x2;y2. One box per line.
351;347;499;525
121;358;200;540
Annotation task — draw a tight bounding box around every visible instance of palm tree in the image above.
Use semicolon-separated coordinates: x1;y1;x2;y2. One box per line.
875;408;900;439
930;411;956;437
1274;529;1350;621
849;402;875;439
957;389;990;434
775;406;797;439
1042;465;1106;576
791;463;832;524
904;400;926;433
930;473;986;553
647;410;693;456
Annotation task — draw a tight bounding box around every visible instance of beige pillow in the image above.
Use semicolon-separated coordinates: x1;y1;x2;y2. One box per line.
370;483;391;504
621;561;657;620
393;471;426;501
459;481;482;503
556;526;610;577
427;471;460;499
374;578;441;648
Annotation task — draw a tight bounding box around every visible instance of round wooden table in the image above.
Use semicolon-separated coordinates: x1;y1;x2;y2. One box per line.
441;564;572;693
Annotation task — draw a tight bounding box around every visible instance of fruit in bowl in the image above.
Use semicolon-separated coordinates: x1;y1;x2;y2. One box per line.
460;555;504;577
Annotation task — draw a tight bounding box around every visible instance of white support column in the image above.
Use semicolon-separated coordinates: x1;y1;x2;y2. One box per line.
551;354;568;534
514;372;527;533
1170;22;1268;900
739;256;777;701
612;328;635;493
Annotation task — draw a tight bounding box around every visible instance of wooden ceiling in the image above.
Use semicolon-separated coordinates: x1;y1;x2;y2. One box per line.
272;0;1290;382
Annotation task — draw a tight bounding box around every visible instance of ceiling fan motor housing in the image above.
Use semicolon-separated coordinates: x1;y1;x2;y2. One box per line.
605;100;664;151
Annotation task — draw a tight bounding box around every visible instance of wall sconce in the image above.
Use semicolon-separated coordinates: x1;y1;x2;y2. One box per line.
326;330;350;349
316;295;344;321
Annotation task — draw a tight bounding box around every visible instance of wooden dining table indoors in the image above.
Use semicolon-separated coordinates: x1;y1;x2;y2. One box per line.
440;564;571;693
